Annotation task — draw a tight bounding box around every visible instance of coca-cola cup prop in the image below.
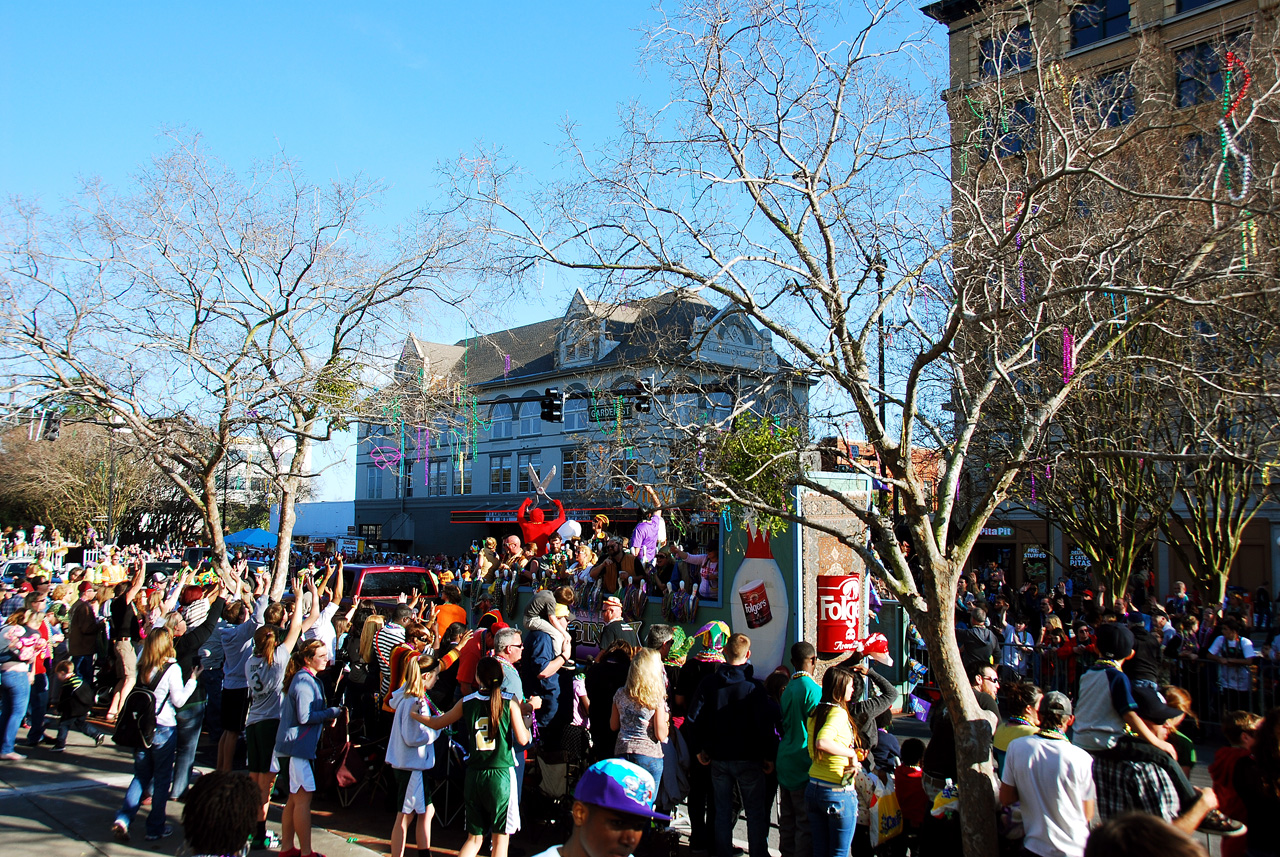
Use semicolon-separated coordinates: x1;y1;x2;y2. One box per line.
738;579;773;629
817;574;862;654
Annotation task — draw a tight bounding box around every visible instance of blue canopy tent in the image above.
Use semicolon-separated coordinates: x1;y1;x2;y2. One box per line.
223;528;277;550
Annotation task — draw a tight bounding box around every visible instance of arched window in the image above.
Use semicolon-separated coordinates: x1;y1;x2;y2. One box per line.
564;385;589;432
491;400;514;440
519;400;541;436
708;392;733;425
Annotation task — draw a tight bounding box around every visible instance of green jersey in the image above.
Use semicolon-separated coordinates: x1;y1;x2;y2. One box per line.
462;691;517;770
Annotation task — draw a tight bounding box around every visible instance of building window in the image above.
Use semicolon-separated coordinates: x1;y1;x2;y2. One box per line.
565;339;595;362
1180;135;1209;187
401;472;414;498
672;393;699;426
980;23;1033;78
518;400;541;436
452;456;473;495
708;392;733;426
491;401;514;440
358;523;381;540
428;460;450;496
490;453;513;494
366;466;384;500
565;393;588;432
1176;35;1248;109
611;448;639;491
562;452;589;492
517;451;543;492
984;99;1037;158
1083;71;1135;127
1071;0;1128;50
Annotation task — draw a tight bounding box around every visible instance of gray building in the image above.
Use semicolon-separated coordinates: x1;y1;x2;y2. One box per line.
354;288;808;555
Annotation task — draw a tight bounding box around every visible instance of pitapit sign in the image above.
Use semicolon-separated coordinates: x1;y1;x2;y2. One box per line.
981;526;1014;538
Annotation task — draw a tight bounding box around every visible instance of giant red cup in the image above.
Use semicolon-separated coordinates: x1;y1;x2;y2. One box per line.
738;579;773;629
817;574;862;654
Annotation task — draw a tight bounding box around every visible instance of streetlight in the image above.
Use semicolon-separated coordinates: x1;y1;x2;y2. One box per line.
105;415;132;545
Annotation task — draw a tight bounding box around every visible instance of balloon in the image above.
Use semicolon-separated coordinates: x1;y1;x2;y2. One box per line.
557;520;582;540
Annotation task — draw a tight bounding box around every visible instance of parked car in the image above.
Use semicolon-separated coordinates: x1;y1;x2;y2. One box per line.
0;558;34;584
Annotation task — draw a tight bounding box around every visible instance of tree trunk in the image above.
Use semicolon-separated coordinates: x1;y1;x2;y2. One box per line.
271;482;297;600
269;430;313;601
914;560;1000;857
200;469;233;581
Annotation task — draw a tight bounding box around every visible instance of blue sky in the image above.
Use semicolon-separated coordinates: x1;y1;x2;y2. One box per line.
1;3;670;501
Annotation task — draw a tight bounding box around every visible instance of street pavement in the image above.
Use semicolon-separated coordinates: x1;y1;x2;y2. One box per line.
0;726;379;857
0;714;1233;857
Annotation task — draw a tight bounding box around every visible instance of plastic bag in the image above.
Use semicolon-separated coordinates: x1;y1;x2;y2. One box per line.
869;773;904;848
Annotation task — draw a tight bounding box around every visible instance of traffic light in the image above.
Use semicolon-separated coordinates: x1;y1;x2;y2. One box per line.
633;380;652;414
42;411;62;442
540;388;564;423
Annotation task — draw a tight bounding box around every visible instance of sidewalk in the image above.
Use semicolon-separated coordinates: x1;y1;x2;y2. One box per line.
0;729;376;857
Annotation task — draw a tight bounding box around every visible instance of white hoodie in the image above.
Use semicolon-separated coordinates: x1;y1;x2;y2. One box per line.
386;685;440;771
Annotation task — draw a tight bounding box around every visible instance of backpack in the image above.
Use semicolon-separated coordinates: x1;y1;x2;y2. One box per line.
113;668;164;749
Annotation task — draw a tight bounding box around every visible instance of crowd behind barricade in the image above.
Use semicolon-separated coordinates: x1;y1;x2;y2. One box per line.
3;515;1280;857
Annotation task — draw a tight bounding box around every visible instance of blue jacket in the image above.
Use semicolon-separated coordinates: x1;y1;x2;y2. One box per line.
274;669;342;760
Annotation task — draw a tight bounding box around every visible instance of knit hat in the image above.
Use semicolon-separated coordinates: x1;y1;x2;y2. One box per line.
1096;622;1134;660
78;581;95;595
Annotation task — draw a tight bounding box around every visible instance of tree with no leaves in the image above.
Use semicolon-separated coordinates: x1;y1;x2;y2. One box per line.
0;135;473;593
452;1;1280;852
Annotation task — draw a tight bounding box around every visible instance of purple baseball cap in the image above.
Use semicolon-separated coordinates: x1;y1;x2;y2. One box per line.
573;759;670;822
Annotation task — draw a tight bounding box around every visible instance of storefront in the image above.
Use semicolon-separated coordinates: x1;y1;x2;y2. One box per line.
969;518;1050;589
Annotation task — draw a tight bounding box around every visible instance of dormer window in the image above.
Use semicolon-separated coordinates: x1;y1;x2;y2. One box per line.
562;316;598;364
566;339;595;362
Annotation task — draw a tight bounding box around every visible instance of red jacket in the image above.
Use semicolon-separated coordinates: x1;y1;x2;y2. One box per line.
895;765;929;828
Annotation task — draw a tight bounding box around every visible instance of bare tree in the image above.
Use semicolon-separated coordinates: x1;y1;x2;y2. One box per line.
1156;305;1280;604
1017;327;1177;600
450;2;1280;852
0;135;473;590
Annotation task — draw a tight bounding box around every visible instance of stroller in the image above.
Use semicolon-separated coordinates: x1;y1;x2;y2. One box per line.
524;720;594;841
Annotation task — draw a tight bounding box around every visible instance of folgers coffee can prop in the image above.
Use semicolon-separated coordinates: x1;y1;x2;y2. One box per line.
817;574;862;654
737;579;773;629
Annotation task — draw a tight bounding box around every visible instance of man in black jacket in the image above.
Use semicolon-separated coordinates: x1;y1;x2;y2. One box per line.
958;606;1000;673
686;633;781;857
170;584;226;800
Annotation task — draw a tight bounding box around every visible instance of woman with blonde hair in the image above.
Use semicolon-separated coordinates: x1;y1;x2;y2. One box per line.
610;647;669;788
111;626;201;843
387;654;442;857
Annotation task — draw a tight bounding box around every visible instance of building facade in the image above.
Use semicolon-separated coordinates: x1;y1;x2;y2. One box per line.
353;289;809;555
922;0;1280;598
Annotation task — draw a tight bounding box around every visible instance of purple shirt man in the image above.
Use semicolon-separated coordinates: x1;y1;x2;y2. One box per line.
631;512;662;564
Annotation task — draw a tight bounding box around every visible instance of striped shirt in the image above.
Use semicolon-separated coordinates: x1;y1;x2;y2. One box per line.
374;622;406;695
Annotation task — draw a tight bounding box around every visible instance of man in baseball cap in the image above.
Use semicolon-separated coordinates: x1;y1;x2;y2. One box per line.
530;758;669;857
596;595;640;656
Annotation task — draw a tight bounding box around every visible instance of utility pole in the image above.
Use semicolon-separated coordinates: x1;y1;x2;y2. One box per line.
871;248;892;516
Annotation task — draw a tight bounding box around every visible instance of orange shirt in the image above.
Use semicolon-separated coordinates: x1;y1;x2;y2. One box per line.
435;603;468;642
